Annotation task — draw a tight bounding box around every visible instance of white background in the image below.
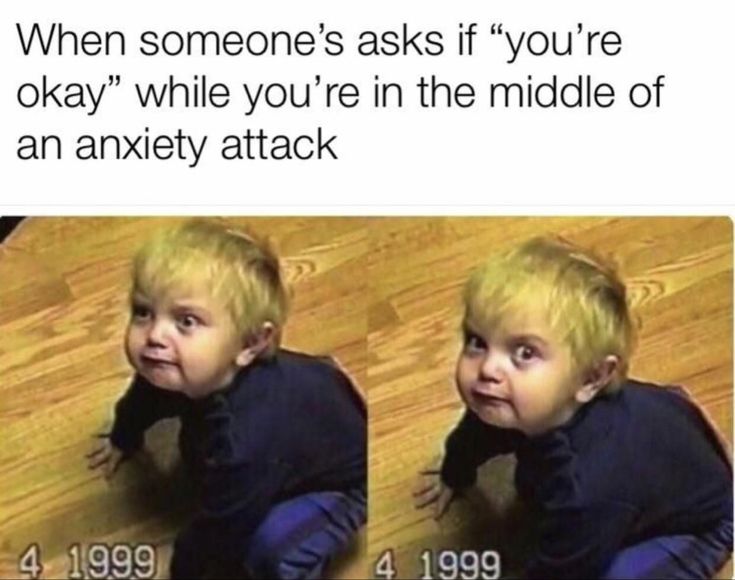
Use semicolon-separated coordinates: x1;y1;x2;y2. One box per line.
1;0;733;209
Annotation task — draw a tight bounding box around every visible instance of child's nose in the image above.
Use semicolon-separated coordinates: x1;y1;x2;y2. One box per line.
479;351;506;383
146;319;171;346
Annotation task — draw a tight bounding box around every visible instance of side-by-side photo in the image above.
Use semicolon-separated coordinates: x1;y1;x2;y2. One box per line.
368;217;732;580
1;216;732;579
0;217;368;579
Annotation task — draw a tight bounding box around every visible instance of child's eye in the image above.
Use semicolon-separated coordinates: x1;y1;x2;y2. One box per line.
131;304;152;320
463;331;487;354
512;343;540;365
177;314;202;331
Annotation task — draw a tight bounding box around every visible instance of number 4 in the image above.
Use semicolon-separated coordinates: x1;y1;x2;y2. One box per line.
374;548;397;579
18;544;43;579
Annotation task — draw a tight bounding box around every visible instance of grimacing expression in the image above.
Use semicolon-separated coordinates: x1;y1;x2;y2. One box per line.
125;283;249;399
456;310;585;436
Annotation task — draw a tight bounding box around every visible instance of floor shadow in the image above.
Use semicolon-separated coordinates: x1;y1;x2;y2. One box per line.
120;418;199;528
441;454;539;579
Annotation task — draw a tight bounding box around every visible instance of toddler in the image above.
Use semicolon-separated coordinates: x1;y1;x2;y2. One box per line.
88;220;366;579
415;237;732;579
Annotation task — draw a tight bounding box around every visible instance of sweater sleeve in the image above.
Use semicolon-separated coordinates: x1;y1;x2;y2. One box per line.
108;375;186;453
525;499;639;579
440;410;523;490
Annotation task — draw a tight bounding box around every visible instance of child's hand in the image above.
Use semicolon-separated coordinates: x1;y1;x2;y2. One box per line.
413;465;456;520
86;434;126;480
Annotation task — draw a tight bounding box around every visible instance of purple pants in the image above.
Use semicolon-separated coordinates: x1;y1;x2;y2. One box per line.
243;487;366;579
601;518;732;579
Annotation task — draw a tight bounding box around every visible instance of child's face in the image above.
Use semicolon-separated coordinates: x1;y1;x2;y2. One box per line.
456;308;583;436
125;281;248;398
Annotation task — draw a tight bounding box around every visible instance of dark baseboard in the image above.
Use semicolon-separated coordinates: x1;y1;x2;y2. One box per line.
0;217;26;243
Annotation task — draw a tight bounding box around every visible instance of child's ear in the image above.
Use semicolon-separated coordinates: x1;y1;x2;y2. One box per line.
575;355;619;404
235;322;276;367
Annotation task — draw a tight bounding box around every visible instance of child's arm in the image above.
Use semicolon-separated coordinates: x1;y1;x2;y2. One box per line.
415;411;523;519
107;374;187;453
440;410;523;490
88;375;187;478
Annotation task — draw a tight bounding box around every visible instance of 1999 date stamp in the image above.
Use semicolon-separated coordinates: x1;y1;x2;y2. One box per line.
375;548;501;579
19;542;157;579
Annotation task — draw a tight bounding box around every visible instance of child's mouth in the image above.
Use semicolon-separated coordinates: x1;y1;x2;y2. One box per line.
141;355;178;367
471;390;509;406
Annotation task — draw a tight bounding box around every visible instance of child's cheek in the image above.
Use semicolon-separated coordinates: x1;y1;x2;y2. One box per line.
455;362;473;397
123;327;142;368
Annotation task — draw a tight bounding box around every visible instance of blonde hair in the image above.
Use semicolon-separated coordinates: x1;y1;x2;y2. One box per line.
132;220;288;356
464;237;635;392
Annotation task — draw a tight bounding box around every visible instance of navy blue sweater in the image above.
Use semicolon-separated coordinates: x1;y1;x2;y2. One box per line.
109;350;366;578
440;380;732;579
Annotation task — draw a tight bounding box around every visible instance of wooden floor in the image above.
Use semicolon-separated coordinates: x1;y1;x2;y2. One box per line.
0;217;368;579
0;217;732;579
367;217;733;579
